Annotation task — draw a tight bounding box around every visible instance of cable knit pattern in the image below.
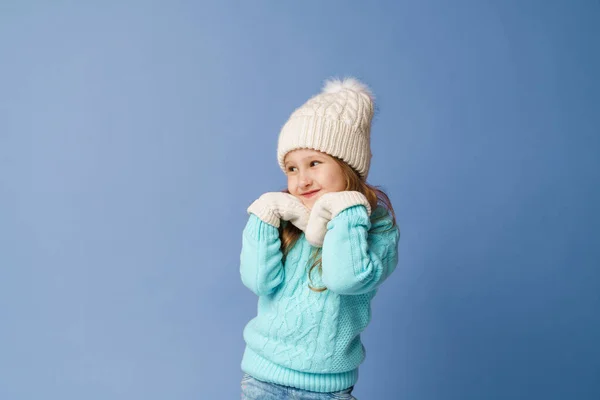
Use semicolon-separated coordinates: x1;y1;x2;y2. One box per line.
240;205;399;393
277;77;375;179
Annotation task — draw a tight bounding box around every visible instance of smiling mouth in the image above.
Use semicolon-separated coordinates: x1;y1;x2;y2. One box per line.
301;190;320;198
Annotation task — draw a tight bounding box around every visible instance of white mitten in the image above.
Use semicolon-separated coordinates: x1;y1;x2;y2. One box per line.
305;191;372;247
247;192;310;231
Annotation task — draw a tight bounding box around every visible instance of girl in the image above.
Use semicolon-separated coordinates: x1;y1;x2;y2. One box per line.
240;78;400;400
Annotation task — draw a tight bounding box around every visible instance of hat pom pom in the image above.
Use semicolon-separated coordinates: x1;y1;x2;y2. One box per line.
322;77;373;100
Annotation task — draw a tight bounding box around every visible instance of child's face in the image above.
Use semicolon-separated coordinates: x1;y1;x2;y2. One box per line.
284;149;346;209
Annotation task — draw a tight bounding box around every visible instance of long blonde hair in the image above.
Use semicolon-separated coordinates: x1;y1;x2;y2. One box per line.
279;157;396;292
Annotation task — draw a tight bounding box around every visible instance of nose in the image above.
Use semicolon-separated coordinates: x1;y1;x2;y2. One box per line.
298;170;313;189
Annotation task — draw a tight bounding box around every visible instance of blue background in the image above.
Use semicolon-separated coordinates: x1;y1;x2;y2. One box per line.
1;1;599;399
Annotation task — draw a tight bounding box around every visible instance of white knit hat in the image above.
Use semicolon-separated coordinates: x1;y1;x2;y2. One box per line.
277;77;375;179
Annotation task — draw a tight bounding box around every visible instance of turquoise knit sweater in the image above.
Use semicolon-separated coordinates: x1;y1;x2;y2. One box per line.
240;204;400;393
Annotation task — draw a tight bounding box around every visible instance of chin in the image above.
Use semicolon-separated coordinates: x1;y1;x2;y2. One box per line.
303;201;314;209
302;199;316;209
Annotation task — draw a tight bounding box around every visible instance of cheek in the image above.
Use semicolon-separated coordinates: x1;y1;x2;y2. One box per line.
323;171;346;191
335;169;347;190
287;176;296;194
319;176;338;191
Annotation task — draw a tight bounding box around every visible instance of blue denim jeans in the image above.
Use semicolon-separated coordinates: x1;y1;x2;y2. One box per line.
241;373;357;399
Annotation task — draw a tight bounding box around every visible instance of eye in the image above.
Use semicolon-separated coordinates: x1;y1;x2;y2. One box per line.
310;161;321;167
287;166;297;173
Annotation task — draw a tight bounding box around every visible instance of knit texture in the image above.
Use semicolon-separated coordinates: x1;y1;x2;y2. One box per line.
277;77;375;179
240;205;399;393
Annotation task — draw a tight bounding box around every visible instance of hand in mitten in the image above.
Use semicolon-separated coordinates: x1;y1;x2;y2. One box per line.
305;191;372;247
247;192;310;231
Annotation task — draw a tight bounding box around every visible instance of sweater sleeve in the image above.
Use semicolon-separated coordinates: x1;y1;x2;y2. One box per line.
240;214;285;296
321;205;400;295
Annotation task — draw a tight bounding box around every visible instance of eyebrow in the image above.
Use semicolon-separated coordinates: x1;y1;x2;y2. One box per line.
285;152;328;169
287;154;326;165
